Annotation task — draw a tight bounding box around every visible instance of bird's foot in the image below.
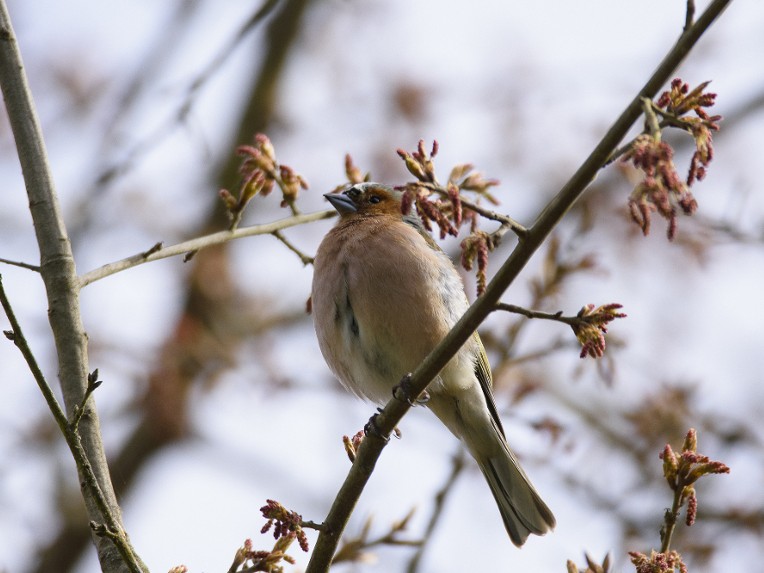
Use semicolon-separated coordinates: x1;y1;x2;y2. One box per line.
393;373;429;406
363;408;402;442
364;408;390;442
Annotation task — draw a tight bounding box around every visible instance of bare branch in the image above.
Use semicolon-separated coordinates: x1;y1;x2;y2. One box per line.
272;229;314;266
0;256;40;272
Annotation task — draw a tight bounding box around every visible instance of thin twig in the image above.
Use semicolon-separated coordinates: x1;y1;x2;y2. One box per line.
602;113;693;168
423;182;528;238
186;0;280;102
78;209;334;287
304;3;733;571
460;195;526;237
684;0;696;32
642;97;662;137
495;302;578;326
301;520;325;532
0;277;72;446
502;337;571;368
85;0;282;204
406;450;467;573
660;484;684;553
0;277;144;573
272;229;314;265
0;257;40;272
331;509;420;565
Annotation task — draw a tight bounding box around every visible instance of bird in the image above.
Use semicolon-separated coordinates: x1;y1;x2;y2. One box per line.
311;182;555;546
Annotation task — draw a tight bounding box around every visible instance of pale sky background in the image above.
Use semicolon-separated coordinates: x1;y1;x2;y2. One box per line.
1;1;763;572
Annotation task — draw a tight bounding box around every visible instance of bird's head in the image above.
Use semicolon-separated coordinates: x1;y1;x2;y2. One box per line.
324;183;404;218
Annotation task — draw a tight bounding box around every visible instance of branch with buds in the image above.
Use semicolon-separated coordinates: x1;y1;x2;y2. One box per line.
496;302;626;359
225;500;315;573
627;428;730;573
619;79;721;240
219;134;309;229
393;139;512;296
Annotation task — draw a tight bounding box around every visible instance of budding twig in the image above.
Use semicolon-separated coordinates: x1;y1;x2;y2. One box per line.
79;210;335;288
495;302;626;359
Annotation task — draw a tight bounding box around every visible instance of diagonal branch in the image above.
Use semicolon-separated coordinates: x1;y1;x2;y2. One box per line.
304;1;733;570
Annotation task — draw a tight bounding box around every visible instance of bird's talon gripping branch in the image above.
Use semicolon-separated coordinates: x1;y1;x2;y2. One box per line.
392;373;429;406
363;409;390;442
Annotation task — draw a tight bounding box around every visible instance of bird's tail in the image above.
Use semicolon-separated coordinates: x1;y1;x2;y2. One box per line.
427;386;555;546
473;436;556;547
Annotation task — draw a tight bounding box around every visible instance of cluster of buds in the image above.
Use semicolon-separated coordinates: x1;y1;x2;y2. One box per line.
260;499;308;552
656;79;720;186
460;231;494;295
660;428;730;528
397;141;459;237
228;536;298;573
624;430;729;573
397;139;438;183
628;549;688;573
225;500;311;572
344;154;370;185
624;133;696;240
623;79;721;240
259;499;310;553
219;134;308;229
395;140;502;293
570;303;626;358
400;183;458;239
447;162;500;204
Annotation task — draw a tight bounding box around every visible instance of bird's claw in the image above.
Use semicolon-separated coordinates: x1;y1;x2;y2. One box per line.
364;408;390;442
393;373;429;406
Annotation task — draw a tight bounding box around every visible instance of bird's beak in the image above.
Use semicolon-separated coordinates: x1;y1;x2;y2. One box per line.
324;192;357;215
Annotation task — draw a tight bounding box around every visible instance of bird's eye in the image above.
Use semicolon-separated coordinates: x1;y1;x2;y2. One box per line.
369;195;381;204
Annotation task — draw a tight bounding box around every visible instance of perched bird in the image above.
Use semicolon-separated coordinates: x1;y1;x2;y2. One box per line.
311;182;555;546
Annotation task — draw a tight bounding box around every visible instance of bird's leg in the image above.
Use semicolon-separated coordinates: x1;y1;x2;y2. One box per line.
393;373;430;406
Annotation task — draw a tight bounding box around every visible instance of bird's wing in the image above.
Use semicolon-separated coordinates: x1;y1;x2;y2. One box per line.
474;334;508;438
403;212;507;437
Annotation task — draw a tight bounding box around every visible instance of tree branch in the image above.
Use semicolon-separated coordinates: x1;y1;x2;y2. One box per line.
0;277;144;573
272;229;315;266
0;3;147;571
0;256;40;272
78;209;334;287
495;302;574;325
304;2;732;570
